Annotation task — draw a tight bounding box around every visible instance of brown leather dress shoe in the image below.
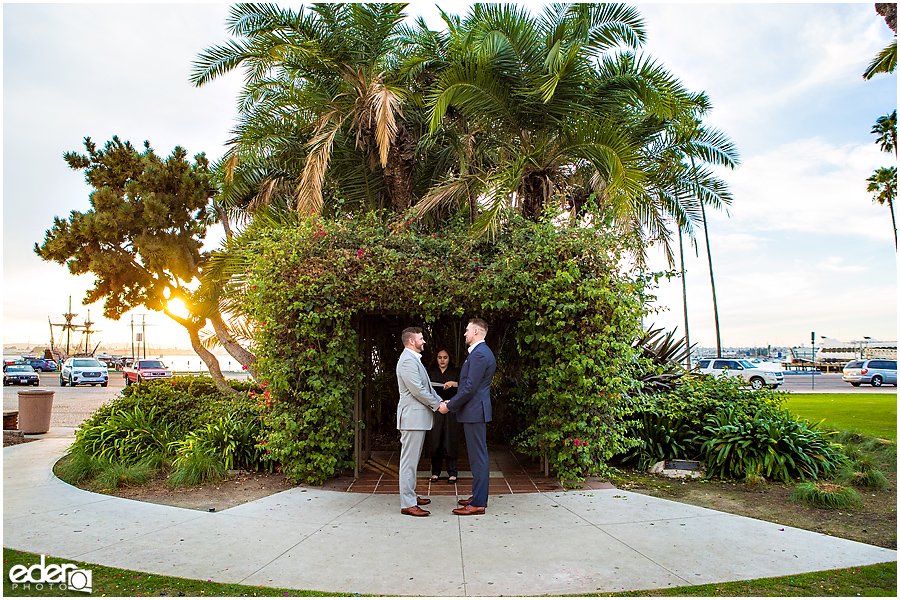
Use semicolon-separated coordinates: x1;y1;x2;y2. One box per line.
416;496;431;506
452;504;485;516
401;505;430;517
457;496;473;506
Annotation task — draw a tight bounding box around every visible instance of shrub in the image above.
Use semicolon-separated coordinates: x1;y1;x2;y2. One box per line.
93;460;158;490
634;326;691;393
744;472;767;487
699;407;847;483
620;375;785;469
836;455;891;491
170;413;271;473
87;376;264;435
168;446;226;487
70;406;177;466
649;374;786;428
790;482;862;509
63;375;272;487
620;411;699;470
850;468;890;490
86;381;204;435
55;452;111;485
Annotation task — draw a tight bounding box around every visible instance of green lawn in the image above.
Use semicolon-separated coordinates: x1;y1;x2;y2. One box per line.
4;548;895;597
785;393;897;441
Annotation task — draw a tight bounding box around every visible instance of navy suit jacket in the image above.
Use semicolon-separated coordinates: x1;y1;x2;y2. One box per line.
447;341;496;423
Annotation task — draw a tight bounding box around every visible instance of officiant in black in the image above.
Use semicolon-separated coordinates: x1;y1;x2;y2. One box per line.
425;348;462;483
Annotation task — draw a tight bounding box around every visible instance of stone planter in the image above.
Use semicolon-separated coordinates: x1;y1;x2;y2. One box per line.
17;389;54;434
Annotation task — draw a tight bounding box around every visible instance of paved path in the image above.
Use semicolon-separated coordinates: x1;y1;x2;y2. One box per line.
4;435;895;596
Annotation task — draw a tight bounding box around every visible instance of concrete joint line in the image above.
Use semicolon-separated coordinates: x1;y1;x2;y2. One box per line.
456;509;468;595
540;491;695;588
66;513;208;560
236;492;374;586
599;513;712;527
593;522;694;587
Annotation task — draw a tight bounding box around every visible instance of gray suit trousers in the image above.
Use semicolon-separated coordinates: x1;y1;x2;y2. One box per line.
399;429;426;509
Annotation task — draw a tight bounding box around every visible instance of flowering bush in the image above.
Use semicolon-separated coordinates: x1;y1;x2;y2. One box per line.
241;211;655;484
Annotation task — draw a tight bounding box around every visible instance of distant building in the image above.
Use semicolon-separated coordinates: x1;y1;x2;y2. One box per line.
815;337;897;363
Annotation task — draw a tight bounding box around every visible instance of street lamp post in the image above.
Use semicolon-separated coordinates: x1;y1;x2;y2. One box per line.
811;332;815;390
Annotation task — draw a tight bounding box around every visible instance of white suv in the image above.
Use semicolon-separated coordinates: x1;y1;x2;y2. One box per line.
60;357;109;387
696;358;784;390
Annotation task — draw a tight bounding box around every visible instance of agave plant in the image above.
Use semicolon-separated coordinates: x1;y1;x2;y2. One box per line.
634;325;692;393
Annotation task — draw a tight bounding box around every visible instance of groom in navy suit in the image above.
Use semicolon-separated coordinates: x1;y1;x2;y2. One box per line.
439;318;496;515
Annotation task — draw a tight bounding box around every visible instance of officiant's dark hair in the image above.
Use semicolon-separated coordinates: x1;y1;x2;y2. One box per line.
401;326;423;346
428;347;456;369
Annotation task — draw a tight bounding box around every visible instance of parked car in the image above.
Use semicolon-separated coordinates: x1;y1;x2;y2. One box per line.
842;359;897;387
123;359;173;385
747;358;784;370
60;357;109;387
24;358;58;372
3;364;40;386
695;358;784;390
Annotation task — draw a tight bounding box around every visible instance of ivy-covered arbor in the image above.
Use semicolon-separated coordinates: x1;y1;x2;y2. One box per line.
238;212;657;484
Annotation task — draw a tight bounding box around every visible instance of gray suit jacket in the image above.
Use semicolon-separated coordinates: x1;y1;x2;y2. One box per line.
396;348;442;430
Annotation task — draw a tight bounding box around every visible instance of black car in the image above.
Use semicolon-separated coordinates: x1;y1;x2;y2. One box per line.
3;364;40;386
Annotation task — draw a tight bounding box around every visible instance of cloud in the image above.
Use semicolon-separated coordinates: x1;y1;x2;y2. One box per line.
816;256;869;274
716;137;893;240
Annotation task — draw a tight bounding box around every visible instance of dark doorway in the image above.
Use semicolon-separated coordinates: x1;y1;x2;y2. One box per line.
353;315;525;476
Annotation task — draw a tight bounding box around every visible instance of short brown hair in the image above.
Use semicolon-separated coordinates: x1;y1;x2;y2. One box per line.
469;318;488;334
401;326;423;346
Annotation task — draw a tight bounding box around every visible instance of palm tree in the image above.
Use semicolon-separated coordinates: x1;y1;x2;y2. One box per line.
644;116;738;358
416;3;705;243
867;166;898;249
872;110;898;157
191;3;425;216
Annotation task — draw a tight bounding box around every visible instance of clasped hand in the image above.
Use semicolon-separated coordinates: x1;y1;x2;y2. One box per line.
438;401;449;414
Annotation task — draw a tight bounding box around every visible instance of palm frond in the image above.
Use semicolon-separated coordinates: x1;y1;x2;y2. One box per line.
863;39;897;80
297;117;344;215
371;82;402;167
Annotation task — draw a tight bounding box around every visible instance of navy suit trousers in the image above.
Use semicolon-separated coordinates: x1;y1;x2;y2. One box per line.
463;422;489;507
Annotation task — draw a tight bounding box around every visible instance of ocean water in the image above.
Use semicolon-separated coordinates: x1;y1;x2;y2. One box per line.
153;354;247;373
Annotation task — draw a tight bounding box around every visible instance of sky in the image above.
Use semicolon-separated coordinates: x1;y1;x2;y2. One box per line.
2;2;897;355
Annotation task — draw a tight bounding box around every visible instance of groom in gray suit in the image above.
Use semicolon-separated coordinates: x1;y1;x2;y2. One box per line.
395;327;444;516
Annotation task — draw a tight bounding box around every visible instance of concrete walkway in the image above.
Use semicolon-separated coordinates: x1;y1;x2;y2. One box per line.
4;435;895;596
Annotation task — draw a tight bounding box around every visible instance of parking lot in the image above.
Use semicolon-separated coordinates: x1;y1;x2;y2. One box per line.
780;372;898;393
3;374;125;428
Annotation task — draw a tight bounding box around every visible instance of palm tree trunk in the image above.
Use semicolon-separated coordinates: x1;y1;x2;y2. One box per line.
691;156;722;357
677;226;691;370
890;199;897;250
384;124;415;212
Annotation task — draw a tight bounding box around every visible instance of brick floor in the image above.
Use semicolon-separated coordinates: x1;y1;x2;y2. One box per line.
316;447;615;495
